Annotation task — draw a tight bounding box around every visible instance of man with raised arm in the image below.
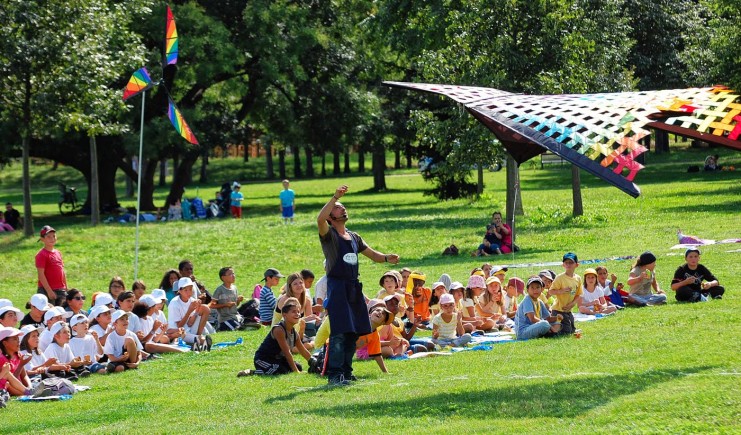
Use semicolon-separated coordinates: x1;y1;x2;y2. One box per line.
317;185;399;386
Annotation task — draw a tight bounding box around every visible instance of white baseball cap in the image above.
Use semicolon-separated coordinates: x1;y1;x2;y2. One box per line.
0;326;22;341
150;289;167;302
139;294;157;308
19;324;43;340
49;321;69;336
69;313;89;328
30;294;51;311
111;310;130;324
43;307;70;324
93;293;114;307
177;277;194;292
88;305;114;322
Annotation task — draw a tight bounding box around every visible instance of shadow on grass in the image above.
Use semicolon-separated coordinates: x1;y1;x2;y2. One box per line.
281;366;715;419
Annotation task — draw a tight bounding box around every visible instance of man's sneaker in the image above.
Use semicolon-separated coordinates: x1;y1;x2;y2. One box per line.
191;340;202;352
204;335;213;352
328;375;350;387
78;369;91;377
348;375;358;382
713;295;722;300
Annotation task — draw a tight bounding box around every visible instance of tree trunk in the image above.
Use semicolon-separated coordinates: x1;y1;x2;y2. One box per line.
333;150;340;175
292;146;302;178
265;141;274;179
138;158;158;211
165;152;199;208
571;165;583;217
278;150;286;180
394;148;401;169
505;155;523;242
305;147;314;178
344;148;350;174
372;145;387;191
89;135;100;225
357;148;365;173
477;164;484;197
321;152;327;176
22;134;34;237
405;143;412;168
125;156;134;197
199;150;208;183
159;159;167;186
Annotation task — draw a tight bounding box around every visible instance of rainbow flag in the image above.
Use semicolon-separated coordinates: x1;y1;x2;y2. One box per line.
167;97;198;144
122;67;153;101
165;5;178;66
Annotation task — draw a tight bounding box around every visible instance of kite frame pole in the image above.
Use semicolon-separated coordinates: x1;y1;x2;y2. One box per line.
133;90;145;280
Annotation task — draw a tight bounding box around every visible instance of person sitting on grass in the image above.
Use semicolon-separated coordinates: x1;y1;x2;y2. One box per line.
429;281;447;316
431;293;473;348
671;248;725;302
39;306;70;353
44;322;89;378
355;299;394;374
68;314;106;375
546;252;583;335
409;273;432;327
462;274;495;332
473;224;503;257
259;268;284;326
0;300;21;328
158;269;181;303
104;311;143;373
380;294;431;356
579;268;617;315
272;272;319;350
627;252;667;307
19;324;65;378
477;276;513;331
20;294;49;328
107;276;126;307
132;296;187;355
237;298;315;377
595;266;624;308
0;326;34;396
504;277;524;320
88;305;115;347
166;277;212;352
212;267;245;331
514;276;562;340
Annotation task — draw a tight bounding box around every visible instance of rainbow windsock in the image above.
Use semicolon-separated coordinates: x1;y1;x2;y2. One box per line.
165;5;178;66
122;67;153;101
167;97;198;144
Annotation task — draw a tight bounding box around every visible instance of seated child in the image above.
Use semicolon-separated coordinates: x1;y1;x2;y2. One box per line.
514;276;562;339
462;275;495;331
376;271;401;300
237;298;315;376
43;322;89;378
504;277;524;319
166;277;212;351
20;325;65;377
355;299;394;373
429;281;446;316
431;293;473;348
579;269;617;315
671;248;724;302
0;301;21;328
546;253;583;335
88;305;115;347
595;266;624;308
409;274;432;326
627;252;667;306
380;294;431;356
477;276;513;330
474;225;503;256
68;314;106;374
133;296;187;354
103;310;143;373
0;327;34;397
212;267;246;331
38;306;70;353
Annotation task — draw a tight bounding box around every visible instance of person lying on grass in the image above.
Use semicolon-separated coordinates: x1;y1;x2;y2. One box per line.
237;297;314;376
514;276;562;340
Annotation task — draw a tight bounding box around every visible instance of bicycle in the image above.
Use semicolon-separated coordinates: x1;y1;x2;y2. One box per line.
58;182;81;216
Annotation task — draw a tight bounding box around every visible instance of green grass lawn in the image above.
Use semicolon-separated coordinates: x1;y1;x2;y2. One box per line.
1;144;740;433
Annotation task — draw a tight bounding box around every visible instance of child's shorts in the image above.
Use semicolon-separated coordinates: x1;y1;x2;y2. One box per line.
87;363;106;373
282;206;294;218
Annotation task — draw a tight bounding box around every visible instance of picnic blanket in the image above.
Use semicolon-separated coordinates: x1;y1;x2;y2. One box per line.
670;230;741;250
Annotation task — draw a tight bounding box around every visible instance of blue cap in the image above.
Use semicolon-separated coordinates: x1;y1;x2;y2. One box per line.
563;252;578;262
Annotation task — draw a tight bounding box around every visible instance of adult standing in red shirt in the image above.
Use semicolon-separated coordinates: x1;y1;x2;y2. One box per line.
35;226;67;307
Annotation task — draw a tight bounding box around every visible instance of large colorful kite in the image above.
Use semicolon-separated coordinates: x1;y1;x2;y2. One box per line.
122;4;197;145
385;82;741;197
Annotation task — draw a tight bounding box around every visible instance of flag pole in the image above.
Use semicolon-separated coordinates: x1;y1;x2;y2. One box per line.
134;90;145;280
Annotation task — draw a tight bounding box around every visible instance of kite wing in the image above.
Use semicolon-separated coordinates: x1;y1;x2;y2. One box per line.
165;5;178;66
122;67;153;101
167;97;198;144
384;82;741;198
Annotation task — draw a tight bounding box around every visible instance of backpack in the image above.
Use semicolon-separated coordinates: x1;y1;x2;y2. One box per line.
33;378;76;398
237;299;260;323
442;244;459;256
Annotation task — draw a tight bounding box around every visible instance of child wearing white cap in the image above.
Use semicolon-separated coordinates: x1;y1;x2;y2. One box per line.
43;322;89;378
20;294;50;328
19;325;63;377
38;307;70;353
150;289;169;332
166;277;212;351
69;314;106;374
0;300;22;328
103;310;143;373
132;296;186;355
89;305;115;347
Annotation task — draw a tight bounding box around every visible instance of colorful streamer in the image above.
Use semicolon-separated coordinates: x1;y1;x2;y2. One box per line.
167;97;198;144
165;5;178;66
122;67;153;101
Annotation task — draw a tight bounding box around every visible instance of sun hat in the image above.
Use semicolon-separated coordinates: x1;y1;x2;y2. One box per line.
449;281;464;292
583;268;598;278
379;271;400;287
490;266;508;276
19;324;42;340
0;299;22;317
383;293;402;303
485;276;502;286
507;277;525;295
431;281;446;290
467;274;486;289
366;298;386;313
0;326;22;341
439;293;455;305
49;321;68;336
